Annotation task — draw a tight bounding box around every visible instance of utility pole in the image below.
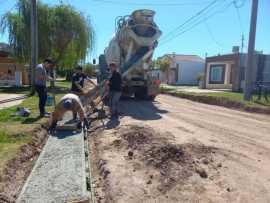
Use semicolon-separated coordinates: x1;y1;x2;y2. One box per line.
244;0;258;101
30;0;38;95
241;34;244;54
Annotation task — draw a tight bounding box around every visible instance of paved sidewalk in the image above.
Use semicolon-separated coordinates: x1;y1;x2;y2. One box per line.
0;94;26;110
17;127;89;203
161;84;231;93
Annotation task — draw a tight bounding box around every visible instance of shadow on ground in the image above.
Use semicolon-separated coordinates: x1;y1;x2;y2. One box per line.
22;116;42;124
54;129;80;139
119;98;168;121
106;119;120;129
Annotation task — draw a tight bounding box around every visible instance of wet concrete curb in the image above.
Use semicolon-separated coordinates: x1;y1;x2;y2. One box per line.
17;130;89;203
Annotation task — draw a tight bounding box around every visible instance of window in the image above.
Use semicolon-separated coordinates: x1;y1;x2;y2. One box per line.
209;64;225;84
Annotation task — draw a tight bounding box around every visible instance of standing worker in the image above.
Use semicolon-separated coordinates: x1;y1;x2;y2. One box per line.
35;58;55;117
71;65;96;103
71;65;96;120
48;93;90;133
108;63;122;119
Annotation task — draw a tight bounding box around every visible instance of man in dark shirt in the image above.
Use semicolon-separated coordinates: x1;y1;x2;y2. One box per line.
71;66;96;99
71;66;87;94
108;63;122;119
71;65;95;119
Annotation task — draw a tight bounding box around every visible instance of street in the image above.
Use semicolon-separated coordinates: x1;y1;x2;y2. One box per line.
91;94;270;203
0;1;269;202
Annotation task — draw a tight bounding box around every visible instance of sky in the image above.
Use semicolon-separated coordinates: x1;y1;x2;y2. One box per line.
0;0;269;61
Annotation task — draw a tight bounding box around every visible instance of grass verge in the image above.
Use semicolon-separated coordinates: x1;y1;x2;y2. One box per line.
160;86;270;114
0;80;70;174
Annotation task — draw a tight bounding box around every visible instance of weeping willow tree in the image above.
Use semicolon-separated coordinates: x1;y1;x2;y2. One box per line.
0;0;95;70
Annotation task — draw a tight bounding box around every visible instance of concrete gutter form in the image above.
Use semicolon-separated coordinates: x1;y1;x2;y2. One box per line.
17;129;89;203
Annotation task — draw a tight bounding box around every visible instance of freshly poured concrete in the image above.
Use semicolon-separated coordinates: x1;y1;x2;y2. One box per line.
17;129;89;203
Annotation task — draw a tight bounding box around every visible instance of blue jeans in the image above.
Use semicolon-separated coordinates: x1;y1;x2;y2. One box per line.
109;91;121;116
35;85;47;116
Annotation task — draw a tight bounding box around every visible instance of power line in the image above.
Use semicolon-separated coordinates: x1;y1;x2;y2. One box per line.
159;0;221;42
233;0;247;53
159;0;231;45
233;0;246;8
159;1;234;47
91;0;213;7
0;1;16;14
204;20;223;47
233;0;245;33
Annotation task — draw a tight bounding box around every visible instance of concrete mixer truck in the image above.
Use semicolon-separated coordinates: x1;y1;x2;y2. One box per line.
97;9;162;100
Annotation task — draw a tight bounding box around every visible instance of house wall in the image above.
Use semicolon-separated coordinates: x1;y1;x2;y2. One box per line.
0;62;29;86
176;61;204;85
239;54;260;90
205;61;234;89
204;53;270;91
262;56;270;81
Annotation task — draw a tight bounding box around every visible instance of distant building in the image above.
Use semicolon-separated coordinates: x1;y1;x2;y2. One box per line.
204;51;270;91
0;43;29;86
154;53;205;85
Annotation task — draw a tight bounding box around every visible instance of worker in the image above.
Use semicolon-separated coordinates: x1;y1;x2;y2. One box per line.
71;65;96;98
49;93;90;133
108;63;122;119
35;58;55;117
71;65;96;119
71;66;96;120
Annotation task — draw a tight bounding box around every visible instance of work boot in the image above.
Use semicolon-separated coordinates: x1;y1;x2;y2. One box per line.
48;122;57;134
44;112;51;118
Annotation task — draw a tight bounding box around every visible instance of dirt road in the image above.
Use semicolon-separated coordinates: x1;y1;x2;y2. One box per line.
91;94;270;203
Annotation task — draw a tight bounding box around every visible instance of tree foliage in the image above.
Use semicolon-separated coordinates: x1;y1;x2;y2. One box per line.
155;57;171;73
0;0;95;69
155;57;171;83
83;63;98;77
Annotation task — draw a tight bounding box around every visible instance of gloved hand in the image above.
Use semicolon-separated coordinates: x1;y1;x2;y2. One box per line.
83;118;90;129
49;122;57;134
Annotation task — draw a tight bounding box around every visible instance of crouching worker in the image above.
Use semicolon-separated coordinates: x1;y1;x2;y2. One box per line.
48;93;90;133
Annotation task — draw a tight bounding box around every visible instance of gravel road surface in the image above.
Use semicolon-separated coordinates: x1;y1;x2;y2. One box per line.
93;95;270;202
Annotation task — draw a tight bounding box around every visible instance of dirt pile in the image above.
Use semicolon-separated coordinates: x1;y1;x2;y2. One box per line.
113;125;218;193
117;126;154;149
0;127;48;203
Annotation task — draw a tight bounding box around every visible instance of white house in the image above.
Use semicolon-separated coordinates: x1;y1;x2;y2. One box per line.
155;54;205;85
